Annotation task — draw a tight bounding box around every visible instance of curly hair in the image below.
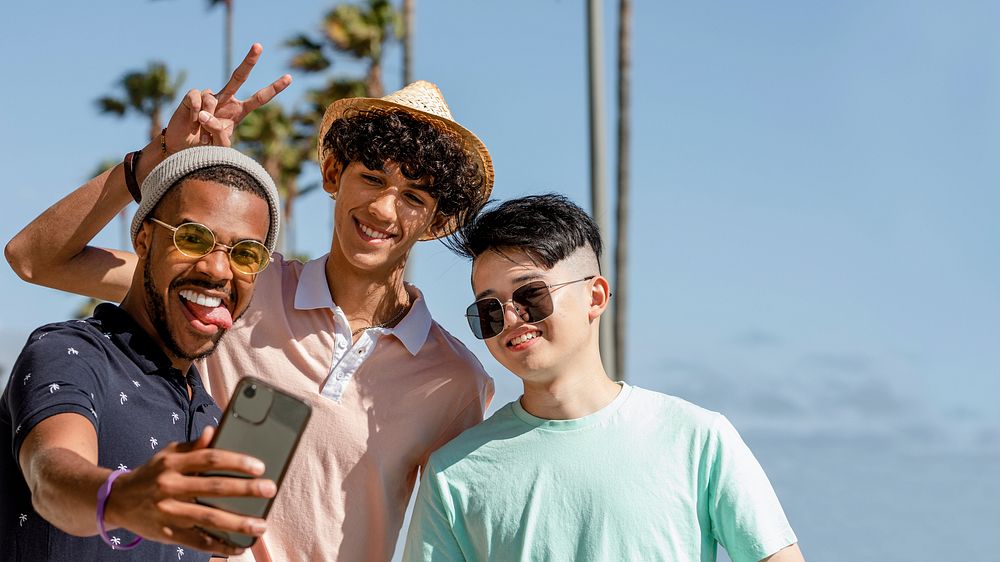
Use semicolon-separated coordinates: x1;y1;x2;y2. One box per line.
322;109;486;232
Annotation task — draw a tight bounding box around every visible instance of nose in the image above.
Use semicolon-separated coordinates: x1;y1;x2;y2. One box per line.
195;246;235;281
501;299;529;329
368;189;399;221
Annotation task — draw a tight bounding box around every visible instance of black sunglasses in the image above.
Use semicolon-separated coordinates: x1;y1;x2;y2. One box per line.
465;276;594;340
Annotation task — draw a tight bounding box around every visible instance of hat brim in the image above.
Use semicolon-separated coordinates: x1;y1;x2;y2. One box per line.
317;97;494;240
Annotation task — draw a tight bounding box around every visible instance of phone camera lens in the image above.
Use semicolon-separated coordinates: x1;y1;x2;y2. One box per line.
244;385;257;399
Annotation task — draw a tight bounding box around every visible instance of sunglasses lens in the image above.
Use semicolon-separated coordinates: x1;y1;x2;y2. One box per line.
173;223;215;257
230;241;271;274
512;281;554;322
466;299;505;340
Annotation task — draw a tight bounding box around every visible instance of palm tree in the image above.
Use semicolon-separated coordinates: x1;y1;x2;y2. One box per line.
613;0;631;382
235;103;315;256
209;0;235;81
402;0;414;85
96;62;186;142
287;0;403;97
586;0;616;379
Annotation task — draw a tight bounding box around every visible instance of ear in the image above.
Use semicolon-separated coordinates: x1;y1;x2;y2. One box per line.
425;210;453;240
587;275;612;322
321;156;344;199
133;221;153;259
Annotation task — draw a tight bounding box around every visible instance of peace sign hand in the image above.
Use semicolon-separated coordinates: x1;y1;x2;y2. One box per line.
165;43;292;151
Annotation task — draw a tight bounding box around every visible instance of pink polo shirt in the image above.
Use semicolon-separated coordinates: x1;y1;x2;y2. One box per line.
197;254;493;562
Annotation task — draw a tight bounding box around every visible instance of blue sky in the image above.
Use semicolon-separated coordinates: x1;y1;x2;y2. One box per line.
2;1;998;438
3;1;999;558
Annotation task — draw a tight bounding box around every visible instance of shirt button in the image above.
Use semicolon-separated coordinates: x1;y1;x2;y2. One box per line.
357;348;366;354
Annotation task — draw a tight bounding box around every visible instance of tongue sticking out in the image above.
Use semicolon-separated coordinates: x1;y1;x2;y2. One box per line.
184;300;234;330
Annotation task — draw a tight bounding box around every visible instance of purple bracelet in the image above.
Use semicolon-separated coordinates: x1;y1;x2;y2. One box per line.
97;469;143;550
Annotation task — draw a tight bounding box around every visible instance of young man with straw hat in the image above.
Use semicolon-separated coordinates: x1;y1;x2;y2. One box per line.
404;195;804;562
6;45;494;561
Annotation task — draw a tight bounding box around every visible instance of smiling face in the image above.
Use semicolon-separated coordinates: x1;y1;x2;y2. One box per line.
133;178;269;363
471;248;608;382
325;159;442;276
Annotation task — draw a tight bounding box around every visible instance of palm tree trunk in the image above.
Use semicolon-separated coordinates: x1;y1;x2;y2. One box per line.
284;179;299;257
224;0;233;83
403;0;414;85
613;0;631;382
366;60;384;98
587;0;616;380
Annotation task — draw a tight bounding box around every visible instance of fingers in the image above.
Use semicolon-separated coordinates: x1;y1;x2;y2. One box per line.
169;446;266;476
198;112;233;148
175;474;276;499
241;74;293;115
199;90;219;145
217;43;263;103
180;89;203;124
159;500;267;542
165;527;247;557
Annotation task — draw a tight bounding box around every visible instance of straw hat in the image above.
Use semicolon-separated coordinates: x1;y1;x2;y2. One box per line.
316;80;495;212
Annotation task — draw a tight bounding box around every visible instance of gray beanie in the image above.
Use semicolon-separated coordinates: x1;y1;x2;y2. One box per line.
130;146;281;252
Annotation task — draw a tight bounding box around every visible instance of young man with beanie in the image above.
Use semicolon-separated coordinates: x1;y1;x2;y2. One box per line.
1;147;284;560
403;194;805;562
6;45;493;560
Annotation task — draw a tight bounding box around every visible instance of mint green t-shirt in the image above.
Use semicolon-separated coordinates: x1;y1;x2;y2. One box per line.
402;383;796;562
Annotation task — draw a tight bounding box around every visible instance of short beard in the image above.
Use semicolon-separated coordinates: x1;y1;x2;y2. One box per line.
144;258;226;362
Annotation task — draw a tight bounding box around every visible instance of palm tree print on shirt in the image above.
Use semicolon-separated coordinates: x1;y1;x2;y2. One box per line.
48;383;60;393
177;546;185;559
18;514;27;527
120;392;128;405
110;536;121;548
150;437;159;449
117;464;128;471
67;347;78;355
171;412;180;424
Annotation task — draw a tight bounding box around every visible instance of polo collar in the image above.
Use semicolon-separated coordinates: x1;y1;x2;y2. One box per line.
293;254;432;355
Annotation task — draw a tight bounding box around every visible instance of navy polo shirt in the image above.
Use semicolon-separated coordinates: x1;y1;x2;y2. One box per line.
0;303;222;561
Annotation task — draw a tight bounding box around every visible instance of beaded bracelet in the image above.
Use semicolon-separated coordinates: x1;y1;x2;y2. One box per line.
96;469;143;550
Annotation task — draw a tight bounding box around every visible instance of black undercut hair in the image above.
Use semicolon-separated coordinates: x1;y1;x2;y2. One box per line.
323;109;486;231
448;193;603;269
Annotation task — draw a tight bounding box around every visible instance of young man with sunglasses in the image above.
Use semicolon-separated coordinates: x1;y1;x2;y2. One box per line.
403;194;805;562
1;147;284;560
6;45;494;561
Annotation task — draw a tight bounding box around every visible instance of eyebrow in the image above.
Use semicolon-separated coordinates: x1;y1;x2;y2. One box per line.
177;217;266;245
474;273;545;300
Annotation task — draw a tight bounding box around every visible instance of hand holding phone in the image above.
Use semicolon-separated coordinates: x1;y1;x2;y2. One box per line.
197;377;312;547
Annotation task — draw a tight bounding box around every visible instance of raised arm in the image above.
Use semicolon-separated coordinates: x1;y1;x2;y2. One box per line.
4;43;291;302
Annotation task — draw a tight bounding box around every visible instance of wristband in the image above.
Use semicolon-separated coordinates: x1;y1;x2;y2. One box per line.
123;150;143;203
97;469;143;550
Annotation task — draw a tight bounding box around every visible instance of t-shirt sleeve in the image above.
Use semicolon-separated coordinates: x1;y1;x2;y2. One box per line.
5;327;107;461
706;414;797;562
402;464;466;562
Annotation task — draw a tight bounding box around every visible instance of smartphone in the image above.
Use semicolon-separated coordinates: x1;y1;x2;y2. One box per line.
196;376;312;548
